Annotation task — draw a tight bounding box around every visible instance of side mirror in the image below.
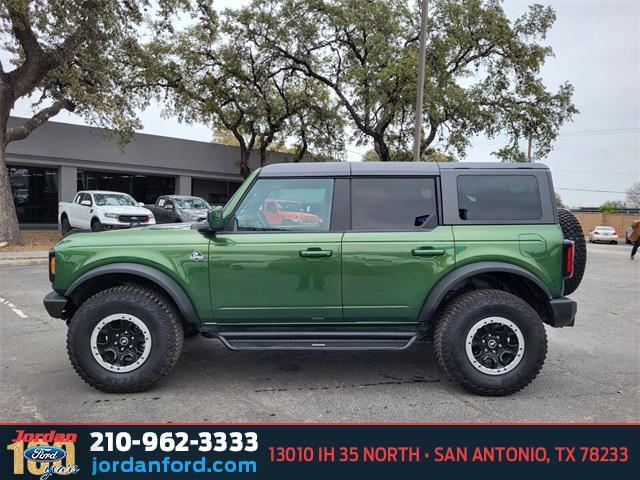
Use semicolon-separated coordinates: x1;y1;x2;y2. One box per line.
165;204;174;210
81;200;91;207
137;202;145;207
207;206;224;231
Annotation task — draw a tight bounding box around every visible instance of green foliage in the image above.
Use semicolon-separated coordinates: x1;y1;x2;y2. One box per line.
0;0;192;138
599;200;625;214
141;6;345;175
362;147;452;162
239;0;577;161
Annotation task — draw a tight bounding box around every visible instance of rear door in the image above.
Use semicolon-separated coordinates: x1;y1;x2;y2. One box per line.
341;177;455;325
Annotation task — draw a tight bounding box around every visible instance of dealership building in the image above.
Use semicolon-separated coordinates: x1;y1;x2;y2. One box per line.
6;116;291;226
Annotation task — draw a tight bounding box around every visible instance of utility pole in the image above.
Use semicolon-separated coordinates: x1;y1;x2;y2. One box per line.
412;0;429;162
527;133;532;162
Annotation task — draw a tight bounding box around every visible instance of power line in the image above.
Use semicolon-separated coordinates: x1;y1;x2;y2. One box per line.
556;187;627;194
558;127;640;136
553;169;639;176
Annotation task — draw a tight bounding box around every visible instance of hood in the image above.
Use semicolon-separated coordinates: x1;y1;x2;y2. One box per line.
179;208;209;216
55;222;195;249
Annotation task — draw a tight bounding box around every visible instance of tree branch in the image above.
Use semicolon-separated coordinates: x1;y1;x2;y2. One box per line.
6;2;44;60
5;99;75;145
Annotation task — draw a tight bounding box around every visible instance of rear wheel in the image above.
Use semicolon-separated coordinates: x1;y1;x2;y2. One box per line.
558;209;586;295
434;289;547;396
67;286;184;392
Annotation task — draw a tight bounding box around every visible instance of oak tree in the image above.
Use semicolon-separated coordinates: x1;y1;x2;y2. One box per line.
0;0;179;244
239;0;577;162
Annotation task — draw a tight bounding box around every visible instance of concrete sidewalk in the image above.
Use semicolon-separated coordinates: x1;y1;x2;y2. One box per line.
0;250;48;265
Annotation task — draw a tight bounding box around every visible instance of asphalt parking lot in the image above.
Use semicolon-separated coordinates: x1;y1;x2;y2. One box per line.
1;243;638;422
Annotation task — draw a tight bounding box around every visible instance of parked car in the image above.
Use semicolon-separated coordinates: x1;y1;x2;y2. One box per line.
588;225;618;244
146;195;210;224
44;162;586;396
59;191;155;234
262;199;322;227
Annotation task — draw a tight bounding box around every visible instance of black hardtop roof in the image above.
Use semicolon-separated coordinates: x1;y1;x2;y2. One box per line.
259;161;549;177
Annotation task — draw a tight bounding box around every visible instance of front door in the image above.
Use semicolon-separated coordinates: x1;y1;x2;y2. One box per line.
342;177;456;325
209;177;343;324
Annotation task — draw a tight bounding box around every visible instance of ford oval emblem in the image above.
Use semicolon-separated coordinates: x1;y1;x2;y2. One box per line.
24;446;66;463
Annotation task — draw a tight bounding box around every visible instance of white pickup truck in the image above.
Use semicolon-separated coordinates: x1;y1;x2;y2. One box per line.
59;190;155;234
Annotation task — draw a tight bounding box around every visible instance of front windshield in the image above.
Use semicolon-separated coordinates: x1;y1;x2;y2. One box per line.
94;193;137;206
174;197;210;209
276;201;302;212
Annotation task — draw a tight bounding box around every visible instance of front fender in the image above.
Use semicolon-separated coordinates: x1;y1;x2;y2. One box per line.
65;263;201;326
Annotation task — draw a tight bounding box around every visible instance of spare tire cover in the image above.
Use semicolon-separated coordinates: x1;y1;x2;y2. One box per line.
558;208;587;295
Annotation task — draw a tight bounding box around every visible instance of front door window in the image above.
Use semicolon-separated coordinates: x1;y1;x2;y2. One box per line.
234;178;333;231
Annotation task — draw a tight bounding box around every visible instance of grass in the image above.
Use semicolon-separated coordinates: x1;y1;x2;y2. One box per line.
0;230;61;252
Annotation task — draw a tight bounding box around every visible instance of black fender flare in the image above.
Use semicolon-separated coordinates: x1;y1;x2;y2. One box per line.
65;263;200;326
417;261;552;328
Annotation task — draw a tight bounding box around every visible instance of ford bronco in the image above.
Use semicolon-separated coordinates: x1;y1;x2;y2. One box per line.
43;162;586;396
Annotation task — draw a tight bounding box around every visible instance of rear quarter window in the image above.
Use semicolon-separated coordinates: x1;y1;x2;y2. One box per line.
457;175;542;221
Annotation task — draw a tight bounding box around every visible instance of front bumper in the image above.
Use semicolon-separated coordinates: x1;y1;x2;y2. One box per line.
101;219;155;229
43;291;70;319
547;297;577;328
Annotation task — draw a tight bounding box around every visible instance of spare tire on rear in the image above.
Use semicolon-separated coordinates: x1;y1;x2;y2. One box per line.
558;209;586;295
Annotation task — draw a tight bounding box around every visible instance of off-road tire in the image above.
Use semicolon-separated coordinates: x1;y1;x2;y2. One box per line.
558;208;586;295
434;289;547;396
67;285;184;393
91;218;105;232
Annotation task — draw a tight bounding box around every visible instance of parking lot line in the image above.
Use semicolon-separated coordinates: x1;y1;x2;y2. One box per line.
0;298;29;319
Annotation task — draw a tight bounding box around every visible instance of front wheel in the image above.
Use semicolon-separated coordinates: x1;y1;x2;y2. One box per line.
434;289;547;396
91;219;105;232
67;286;184;392
61;216;72;236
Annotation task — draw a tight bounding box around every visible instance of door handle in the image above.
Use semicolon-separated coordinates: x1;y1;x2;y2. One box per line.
411;247;445;257
299;248;333;258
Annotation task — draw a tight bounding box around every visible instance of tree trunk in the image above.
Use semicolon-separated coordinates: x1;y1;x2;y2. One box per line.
239;148;251;178
294;141;307;162
373;134;391;161
259;144;268;167
0;146;22;245
0;94;22;244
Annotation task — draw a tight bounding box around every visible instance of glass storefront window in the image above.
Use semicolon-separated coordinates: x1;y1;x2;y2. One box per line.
77;170;175;204
8;166;58;224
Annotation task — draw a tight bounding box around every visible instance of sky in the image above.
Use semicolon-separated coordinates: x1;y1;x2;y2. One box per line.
5;0;640;207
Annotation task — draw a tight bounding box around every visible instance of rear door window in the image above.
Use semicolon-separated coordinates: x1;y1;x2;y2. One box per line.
457;175;542;221
351;178;438;230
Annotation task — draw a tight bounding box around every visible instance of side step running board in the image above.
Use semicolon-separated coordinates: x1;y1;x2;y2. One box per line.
215;331;418;351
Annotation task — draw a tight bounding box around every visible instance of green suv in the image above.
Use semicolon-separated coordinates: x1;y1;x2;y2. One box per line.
44;162;586;396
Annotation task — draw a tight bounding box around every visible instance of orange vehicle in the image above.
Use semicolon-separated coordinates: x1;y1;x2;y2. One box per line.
262;199;321;226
